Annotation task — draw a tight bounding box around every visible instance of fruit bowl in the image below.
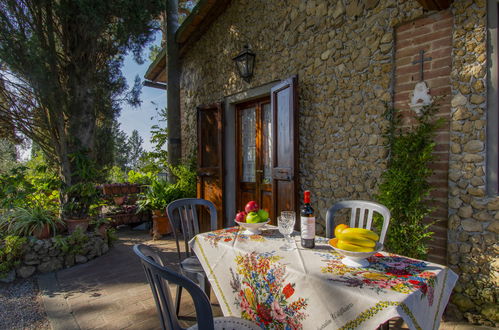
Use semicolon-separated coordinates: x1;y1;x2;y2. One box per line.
329;240;383;268
235;219;270;235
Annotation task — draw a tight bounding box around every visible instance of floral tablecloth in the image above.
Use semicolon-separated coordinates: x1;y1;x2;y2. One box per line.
189;226;457;330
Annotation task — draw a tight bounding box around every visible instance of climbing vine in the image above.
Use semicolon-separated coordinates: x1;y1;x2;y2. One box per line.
375;102;445;260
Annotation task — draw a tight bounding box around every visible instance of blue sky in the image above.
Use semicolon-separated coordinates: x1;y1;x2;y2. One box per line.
119;32;166;151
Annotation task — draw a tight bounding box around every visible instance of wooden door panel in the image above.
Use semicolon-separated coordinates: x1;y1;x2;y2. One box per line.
275;181;295;212
240;190;255;211
197;177;222;232
261;190;273;220
197;103;224;229
236;98;273;220
276;90;293;168
271;76;299;224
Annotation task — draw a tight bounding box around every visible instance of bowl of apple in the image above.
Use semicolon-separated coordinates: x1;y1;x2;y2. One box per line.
235;201;270;235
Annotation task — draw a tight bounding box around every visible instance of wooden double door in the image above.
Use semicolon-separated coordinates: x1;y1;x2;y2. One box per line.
197;76;299;227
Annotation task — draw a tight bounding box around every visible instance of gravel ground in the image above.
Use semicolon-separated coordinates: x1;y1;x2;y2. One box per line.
0;277;50;330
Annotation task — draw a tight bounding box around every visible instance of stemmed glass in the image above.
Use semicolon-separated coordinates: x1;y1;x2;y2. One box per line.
278;211;296;251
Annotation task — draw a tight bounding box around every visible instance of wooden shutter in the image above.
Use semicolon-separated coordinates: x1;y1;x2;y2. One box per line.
271;76;299;220
197;103;224;230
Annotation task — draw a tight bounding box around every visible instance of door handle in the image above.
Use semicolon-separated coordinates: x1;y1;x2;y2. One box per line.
256;170;263;173
197;171;213;177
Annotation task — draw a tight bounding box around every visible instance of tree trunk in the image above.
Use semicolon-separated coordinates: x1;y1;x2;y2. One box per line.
166;0;182;168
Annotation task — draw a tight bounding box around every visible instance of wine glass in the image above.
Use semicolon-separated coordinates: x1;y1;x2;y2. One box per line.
278;211;296;251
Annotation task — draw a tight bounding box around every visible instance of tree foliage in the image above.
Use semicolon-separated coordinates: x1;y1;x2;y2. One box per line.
0;139;17;174
139;107;168;173
111;121;131;171
0;0;164;218
127;129;145;171
375;103;445;260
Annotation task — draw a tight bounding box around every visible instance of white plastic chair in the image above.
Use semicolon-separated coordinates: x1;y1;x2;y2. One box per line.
325;200;390;244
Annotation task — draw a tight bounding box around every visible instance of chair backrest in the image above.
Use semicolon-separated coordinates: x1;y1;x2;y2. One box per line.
325;200;390;244
133;244;214;330
166;198;217;262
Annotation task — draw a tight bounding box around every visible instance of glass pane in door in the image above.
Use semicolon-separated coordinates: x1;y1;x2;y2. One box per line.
241;107;256;182
262;103;272;184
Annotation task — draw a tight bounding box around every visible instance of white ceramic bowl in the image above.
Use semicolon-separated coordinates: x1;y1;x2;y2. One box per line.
235;219;270;235
330;241;383;268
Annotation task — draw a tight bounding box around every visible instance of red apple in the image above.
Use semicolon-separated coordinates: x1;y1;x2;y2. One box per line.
236;211;247;222
244;201;259;213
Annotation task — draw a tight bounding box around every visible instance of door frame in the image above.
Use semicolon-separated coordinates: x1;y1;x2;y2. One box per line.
197;103;224;230
222;81;280;226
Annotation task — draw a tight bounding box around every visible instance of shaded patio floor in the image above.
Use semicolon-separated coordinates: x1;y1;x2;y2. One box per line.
39;228;221;330
37;227;487;330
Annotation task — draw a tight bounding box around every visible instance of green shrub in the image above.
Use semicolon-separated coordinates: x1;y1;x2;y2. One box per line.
107;166;128;183
0;155;60;212
375;103;444;260
127;170;157;185
1;206;63;238
0;235;27;277
54;228;89;255
136;164;196;212
106;228;118;245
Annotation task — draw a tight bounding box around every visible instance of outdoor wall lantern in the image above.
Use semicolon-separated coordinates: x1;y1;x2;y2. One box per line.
233;45;255;83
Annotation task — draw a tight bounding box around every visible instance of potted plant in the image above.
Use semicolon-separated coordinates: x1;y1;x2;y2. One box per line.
137;178;176;238
62;182;100;234
137;165;196;239
3;206;64;239
90;217;112;238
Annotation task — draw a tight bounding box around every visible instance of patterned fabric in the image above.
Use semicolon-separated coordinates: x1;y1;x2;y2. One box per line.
203;227;280;247
230;252;308;329
319;252;437;304
190;226;457;330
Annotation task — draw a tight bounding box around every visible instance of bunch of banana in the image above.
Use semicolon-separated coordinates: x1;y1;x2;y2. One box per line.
329;224;379;252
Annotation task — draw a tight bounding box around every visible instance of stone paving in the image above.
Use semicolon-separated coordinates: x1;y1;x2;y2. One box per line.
39;228;221;330
38;228;488;330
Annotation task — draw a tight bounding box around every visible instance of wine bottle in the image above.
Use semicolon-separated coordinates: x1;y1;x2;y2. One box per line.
300;190;315;248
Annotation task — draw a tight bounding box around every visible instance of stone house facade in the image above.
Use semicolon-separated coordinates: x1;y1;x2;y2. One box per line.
145;0;498;325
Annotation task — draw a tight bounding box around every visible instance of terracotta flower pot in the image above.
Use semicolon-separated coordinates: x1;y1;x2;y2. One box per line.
33;224;51;239
152;210;172;238
129;185;139;194
103;184;113;195
112;184;121;195
113;196;126;205
64;218;89;234
97;224;109;238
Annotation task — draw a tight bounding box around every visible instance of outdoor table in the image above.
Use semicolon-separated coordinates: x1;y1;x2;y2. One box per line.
189;226;458;330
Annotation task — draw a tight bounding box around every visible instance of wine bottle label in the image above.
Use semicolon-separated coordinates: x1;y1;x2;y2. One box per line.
301;216;315;239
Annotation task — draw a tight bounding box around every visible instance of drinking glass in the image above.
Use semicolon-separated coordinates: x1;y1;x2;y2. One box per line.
278;211;296;251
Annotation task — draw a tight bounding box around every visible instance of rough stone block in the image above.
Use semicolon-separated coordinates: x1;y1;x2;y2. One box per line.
458;205;473;218
461;219;482;232
486;221;499;234
75;255;88;264
17;266;36;279
467;187;485;197
487;199;499;211
0;270;15;283
463;140;484;153
23;253;40;265
473;211;492;222
451;93;467;107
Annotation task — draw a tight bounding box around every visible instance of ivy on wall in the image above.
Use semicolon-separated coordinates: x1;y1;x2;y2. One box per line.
375;103;445;260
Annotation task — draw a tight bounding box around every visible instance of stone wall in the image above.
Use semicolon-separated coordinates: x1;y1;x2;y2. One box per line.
0;232;110;282
179;0;497;325
447;0;498;326
180;0;424;223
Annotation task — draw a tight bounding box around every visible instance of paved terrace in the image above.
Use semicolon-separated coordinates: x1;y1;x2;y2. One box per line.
38;228;487;330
